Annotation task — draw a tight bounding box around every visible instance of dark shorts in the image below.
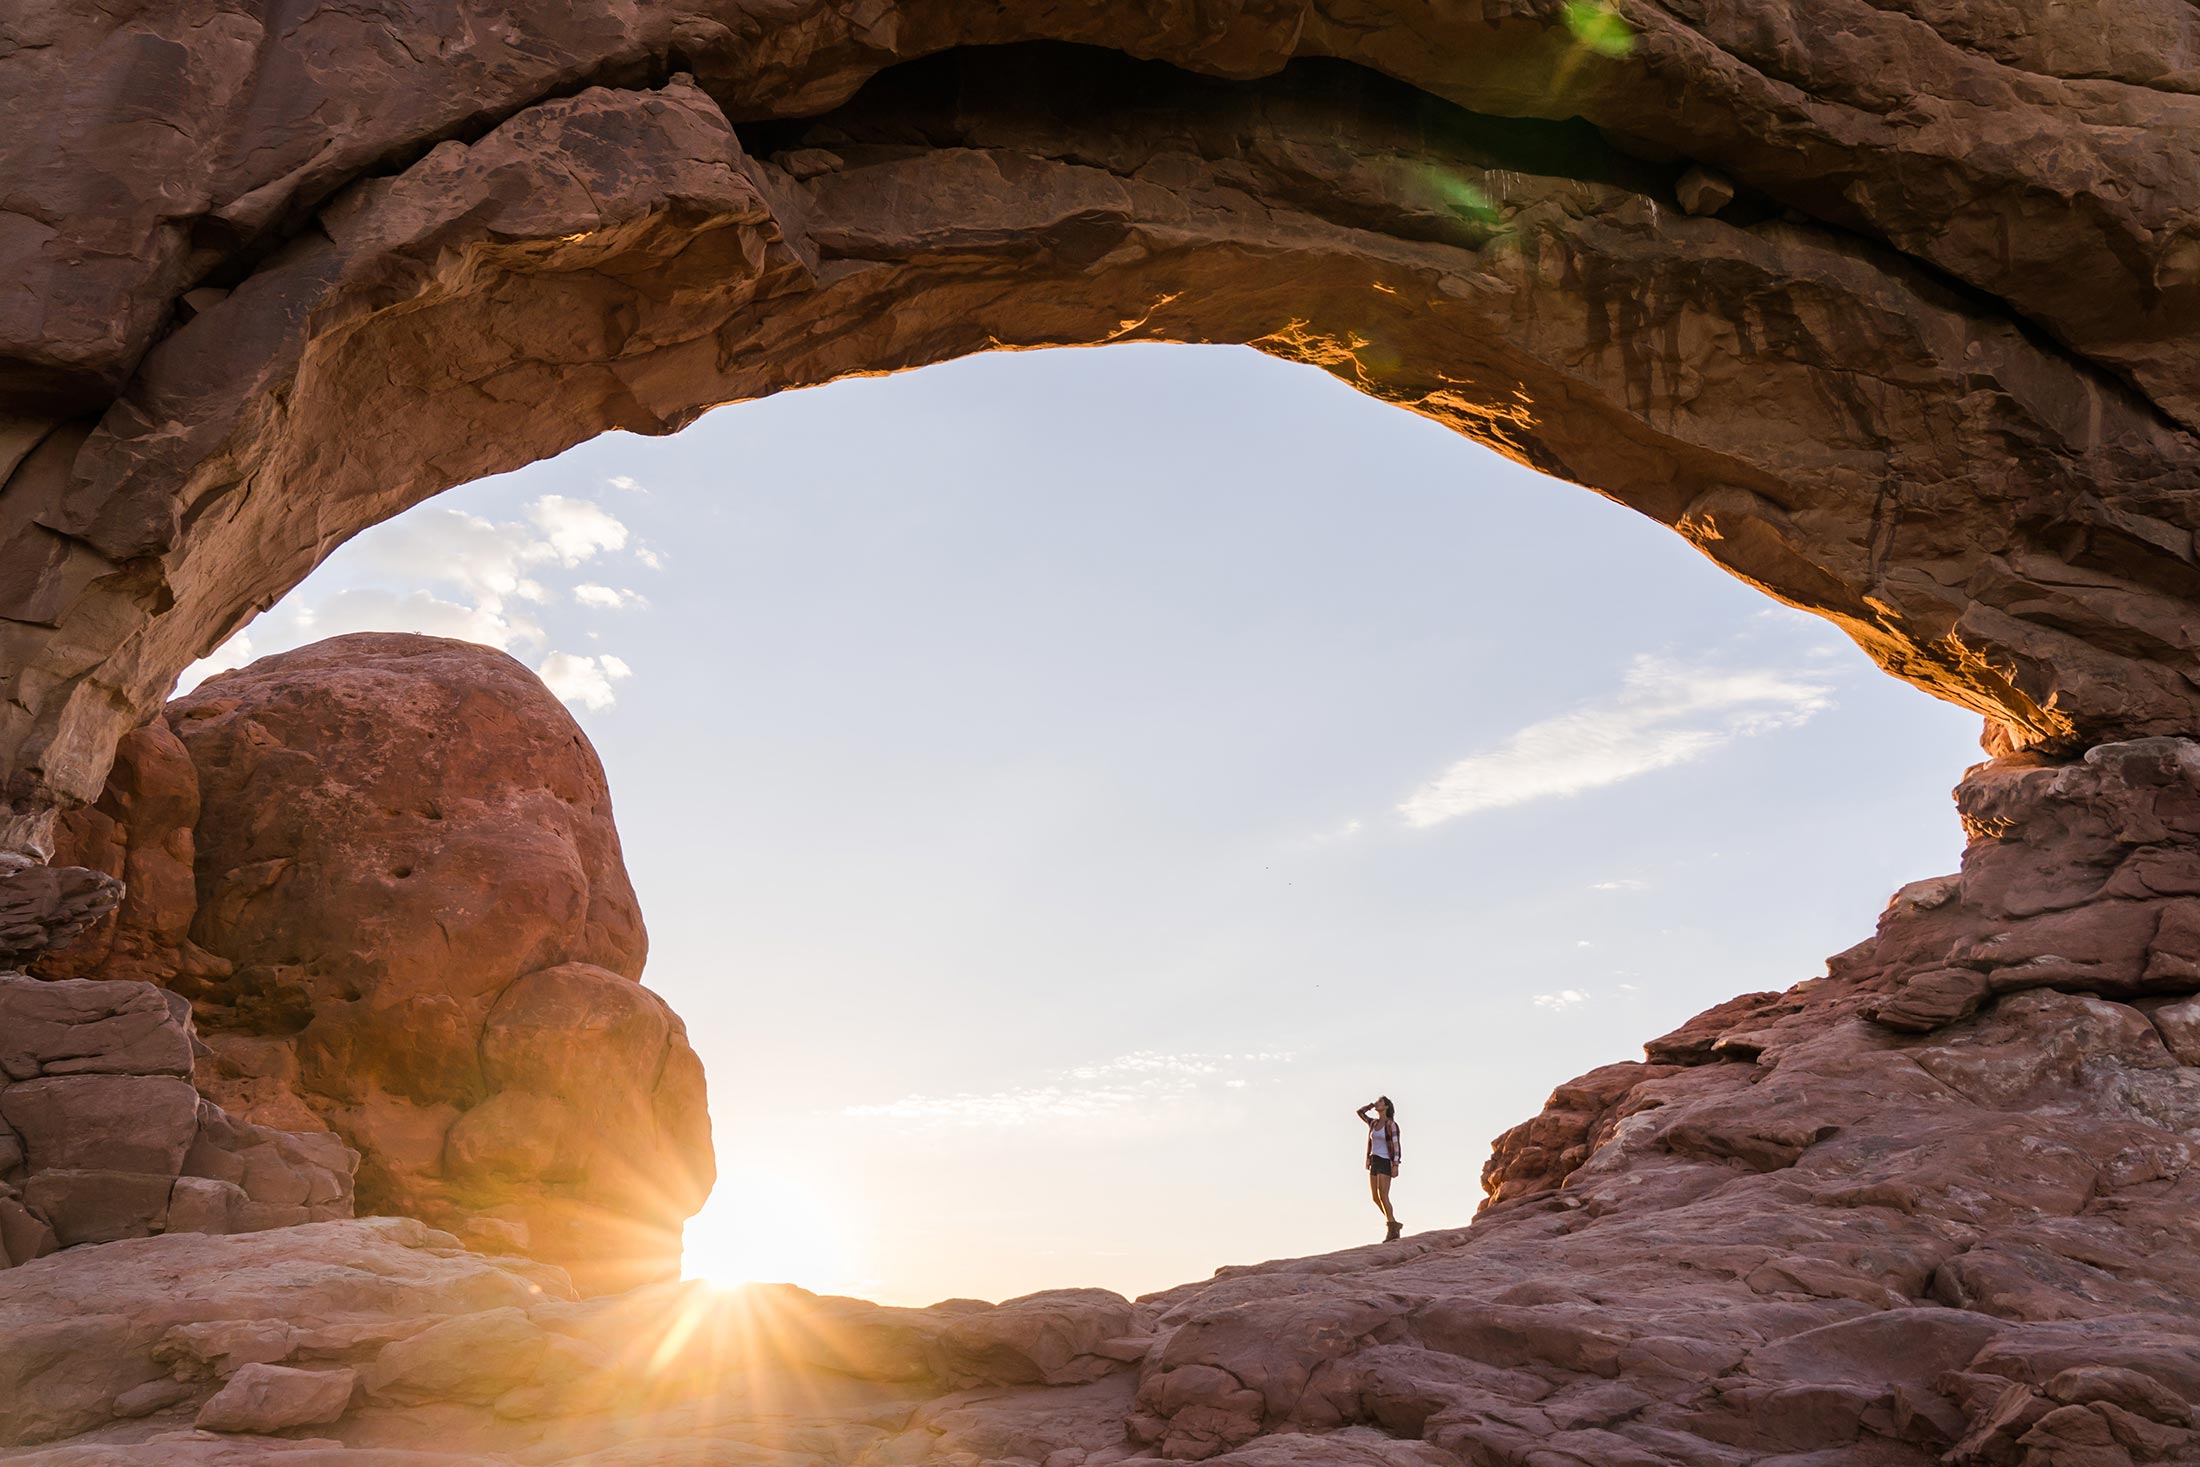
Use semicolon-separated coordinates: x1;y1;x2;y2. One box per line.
1368;1155;1394;1178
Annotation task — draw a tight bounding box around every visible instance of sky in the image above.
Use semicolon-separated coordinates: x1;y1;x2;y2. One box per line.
181;343;1985;1306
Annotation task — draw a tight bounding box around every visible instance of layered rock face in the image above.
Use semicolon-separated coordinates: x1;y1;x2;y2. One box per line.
0;974;354;1266
39;634;713;1294
0;3;2197;839
12;738;2200;1465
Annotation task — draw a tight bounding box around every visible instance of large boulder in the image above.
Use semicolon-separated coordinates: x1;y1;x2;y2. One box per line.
47;634;712;1293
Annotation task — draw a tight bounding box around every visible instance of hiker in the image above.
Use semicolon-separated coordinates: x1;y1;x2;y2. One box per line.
1357;1096;1402;1241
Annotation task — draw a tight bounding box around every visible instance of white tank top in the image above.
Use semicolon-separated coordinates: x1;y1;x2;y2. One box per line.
1370;1121;1393;1159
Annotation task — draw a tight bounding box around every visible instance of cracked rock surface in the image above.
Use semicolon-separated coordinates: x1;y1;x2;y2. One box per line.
0;972;354;1269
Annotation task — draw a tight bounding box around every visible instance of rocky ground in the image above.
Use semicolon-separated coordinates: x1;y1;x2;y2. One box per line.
7;671;2200;1463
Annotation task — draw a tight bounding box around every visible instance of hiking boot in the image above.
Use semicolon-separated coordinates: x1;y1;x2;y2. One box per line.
1385;1219;1402;1242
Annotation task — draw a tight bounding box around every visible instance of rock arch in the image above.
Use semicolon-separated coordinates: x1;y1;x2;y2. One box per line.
4;4;2199;852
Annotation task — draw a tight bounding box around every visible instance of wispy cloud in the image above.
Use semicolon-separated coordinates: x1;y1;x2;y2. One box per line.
1285;816;1365;852
178;584;549;693
846;1051;1295;1129
183;632;259;685
1398;653;1834;828
1588;878;1649;892
1534;990;1589;1011
347;506;559;612
530;495;630;564
537;651;633;711
177;495;657;702
574;584;647;610
304;586;543;651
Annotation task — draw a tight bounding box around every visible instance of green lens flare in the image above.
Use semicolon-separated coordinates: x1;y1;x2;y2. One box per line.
1430;174;1501;229
1562;0;1636;58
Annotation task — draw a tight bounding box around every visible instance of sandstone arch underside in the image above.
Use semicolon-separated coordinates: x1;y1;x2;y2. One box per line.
2;1;2198;846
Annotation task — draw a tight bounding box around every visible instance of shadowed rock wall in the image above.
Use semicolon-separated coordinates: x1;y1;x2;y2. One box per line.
0;5;2197;845
0;974;354;1266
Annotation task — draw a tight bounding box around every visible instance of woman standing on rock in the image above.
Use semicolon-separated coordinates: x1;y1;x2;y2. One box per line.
1357;1096;1402;1241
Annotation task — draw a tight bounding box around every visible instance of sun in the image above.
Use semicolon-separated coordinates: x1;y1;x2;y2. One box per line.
680;1169;858;1293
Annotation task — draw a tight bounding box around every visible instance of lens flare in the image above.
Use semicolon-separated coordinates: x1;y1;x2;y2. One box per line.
681;1169;858;1294
1562;0;1636;59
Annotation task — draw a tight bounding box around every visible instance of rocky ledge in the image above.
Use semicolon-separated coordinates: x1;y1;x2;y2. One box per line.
0;973;353;1265
6;734;2200;1465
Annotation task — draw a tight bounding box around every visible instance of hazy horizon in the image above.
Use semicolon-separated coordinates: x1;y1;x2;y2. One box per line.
183;342;1984;1305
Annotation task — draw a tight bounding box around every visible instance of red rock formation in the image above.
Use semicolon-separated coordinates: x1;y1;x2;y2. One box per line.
46;634;712;1293
32;718;225;989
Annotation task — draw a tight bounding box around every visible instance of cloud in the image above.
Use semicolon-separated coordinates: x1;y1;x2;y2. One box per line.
1588;878;1649;892
1287;816;1365;852
1534;990;1590;1011
530;495;630;564
349;507;561;611
573;584;647;610
605;475;646;493
177;589;547;695
173;493;651;698
306;588;543;650
846;1051;1295;1129
1063;1052;1292;1082
178;632;257;693
537;651;633;711
1398;654;1834;827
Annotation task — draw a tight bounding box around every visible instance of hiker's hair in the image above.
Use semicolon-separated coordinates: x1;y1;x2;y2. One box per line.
1378;1096;1395;1118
